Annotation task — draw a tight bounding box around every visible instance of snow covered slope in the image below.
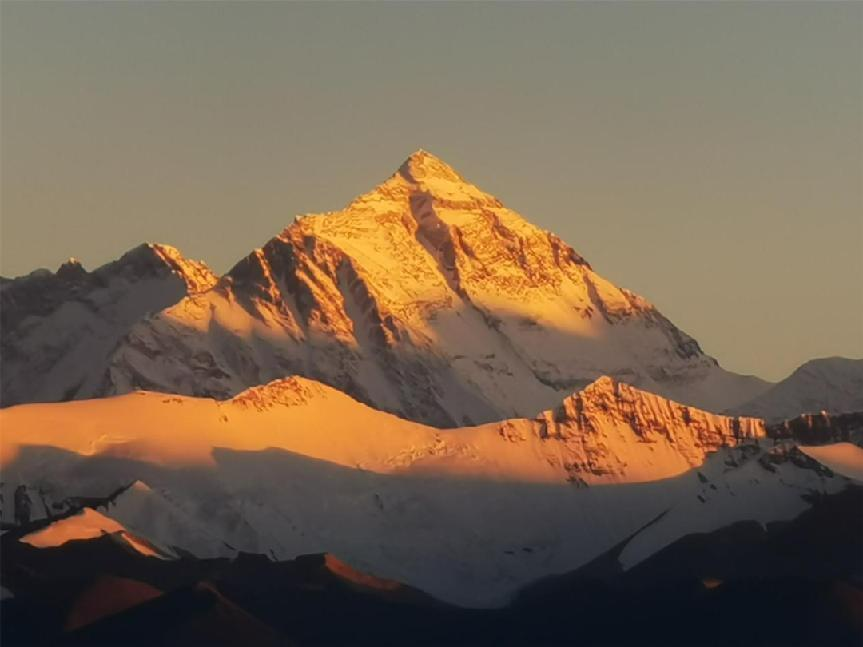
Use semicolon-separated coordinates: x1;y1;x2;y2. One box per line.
20;507;169;559
0;244;216;407
617;443;844;570
0;376;765;486
106;151;768;425
799;443;863;482
731;357;863;421
0;377;847;607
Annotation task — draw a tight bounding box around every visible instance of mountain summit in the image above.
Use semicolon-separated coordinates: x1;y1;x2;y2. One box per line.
398;149;466;181
100;152;768;425
0;244;216;406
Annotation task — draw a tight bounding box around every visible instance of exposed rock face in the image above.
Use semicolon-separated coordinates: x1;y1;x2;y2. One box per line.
756;443;839;478
0;244;216;407
230;376;331;411
106;151;767;425
503;376;765;483
767;410;863;446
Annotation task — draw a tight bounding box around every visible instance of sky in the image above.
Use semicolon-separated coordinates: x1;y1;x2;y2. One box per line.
1;1;861;382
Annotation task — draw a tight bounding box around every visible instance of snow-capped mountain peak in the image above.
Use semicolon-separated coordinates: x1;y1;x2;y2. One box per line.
100;153;770;424
1;373;852;607
344;148;504;221
525;375;765;483
0;243;217;407
123;242;217;294
399;148;464;181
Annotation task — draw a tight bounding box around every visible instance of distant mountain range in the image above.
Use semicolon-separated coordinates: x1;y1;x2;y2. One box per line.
730;357;863;421
2;375;859;607
1;151;778;423
3;152;856;424
2;150;861;645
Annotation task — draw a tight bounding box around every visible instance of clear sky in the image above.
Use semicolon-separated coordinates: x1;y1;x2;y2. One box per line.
2;1;861;381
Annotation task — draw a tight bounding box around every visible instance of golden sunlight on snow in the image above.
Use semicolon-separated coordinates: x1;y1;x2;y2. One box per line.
1;375;764;486
324;554;403;592
799;443;863;482
20;508;162;557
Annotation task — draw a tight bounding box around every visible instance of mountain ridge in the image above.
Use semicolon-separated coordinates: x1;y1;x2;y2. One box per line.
731;356;863;421
0;374;767;485
0;243;216;407
102;150;771;424
3;373;847;607
6;153;859;425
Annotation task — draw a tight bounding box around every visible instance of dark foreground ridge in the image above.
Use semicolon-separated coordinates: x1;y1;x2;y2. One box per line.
2;486;861;647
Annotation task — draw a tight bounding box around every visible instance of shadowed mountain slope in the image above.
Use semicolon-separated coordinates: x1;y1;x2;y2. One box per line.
103;151;769;425
732;357;863;421
2;376;854;607
0;243;216;407
2;487;860;646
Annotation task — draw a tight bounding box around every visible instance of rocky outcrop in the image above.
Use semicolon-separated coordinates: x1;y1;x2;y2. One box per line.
106;151;768;425
731;357;863;421
767;410;863;446
2;372;846;608
0;244;216;407
229;376;332;411
513;376;765;482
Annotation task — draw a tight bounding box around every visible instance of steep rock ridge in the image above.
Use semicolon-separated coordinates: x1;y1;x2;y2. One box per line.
143;244;218;295
230;375;333;410
478;376;765;485
107;151;768;424
236;375;766;486
0;244;216;407
0;375;766;487
767;410;863;446
0;376;844;607
518;377;765;484
731;357;863;421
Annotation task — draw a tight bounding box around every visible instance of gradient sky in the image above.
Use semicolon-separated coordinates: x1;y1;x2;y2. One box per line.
2;1;861;381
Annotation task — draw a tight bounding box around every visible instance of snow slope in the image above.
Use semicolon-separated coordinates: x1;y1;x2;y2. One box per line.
20;507;167;558
731;357;863;421
617;443;841;570
106;150;769;425
0;376;764;485
799;443;863;482
0;377;846;607
0;244;216;407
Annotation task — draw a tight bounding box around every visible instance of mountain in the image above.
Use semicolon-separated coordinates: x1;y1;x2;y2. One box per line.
0;243;217;407
767;410;863;446
5;486;861;646
510;485;863;647
1;532;283;646
19;506;170;559
732;357;863;421
102;150;769;425
3;376;854;607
